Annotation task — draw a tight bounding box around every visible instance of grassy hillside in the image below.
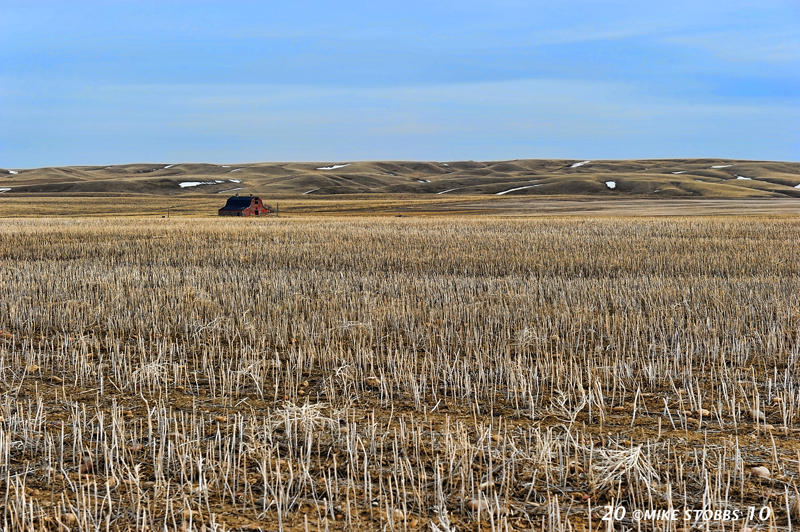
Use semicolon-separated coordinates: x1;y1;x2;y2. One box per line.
2;158;799;198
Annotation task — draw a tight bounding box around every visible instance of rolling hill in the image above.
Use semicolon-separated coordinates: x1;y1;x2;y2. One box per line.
2;158;800;198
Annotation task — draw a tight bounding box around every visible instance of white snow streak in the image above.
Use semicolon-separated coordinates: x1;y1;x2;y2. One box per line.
0;187;10;193
605;181;617;189
179;180;223;188
303;188;320;195
317;164;350;170
496;184;540;195
711;165;732;169
570;160;591;168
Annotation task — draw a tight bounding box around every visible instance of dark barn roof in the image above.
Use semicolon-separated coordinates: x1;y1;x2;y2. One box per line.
220;196;254;210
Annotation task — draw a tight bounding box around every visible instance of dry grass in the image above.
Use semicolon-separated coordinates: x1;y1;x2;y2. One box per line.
1;216;799;530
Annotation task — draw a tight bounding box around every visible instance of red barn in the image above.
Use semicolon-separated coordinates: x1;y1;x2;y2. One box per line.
218;194;272;216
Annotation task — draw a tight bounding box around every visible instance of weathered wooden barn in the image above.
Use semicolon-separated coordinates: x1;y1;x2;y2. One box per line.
218;194;271;216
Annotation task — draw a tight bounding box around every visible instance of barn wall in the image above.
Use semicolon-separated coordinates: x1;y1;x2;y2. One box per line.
218;198;271;216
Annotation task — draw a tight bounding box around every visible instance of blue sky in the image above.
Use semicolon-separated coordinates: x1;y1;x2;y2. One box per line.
1;0;798;167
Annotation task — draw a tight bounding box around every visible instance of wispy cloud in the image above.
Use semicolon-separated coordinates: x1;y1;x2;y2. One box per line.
1;0;798;165
664;30;800;63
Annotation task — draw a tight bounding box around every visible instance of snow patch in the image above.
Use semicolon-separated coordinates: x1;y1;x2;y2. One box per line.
605;181;616;190
437;187;461;195
221;165;230;168
795;184;800;189
229;179;241;183
179;180;223;188
496;184;540;195
163;164;176;169
711;164;732;169
570;160;591;168
735;175;752;180
230;168;242;172
416;179;431;183
317;164;350;170
672;171;686;174
8;170;18;175
0;187;10;193
303;188;320;195
441;163;449;167
217;187;243;194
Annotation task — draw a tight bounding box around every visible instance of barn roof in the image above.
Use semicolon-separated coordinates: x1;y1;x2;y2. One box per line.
220;196;254;210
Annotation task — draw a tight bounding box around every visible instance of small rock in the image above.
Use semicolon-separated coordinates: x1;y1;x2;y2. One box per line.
467;498;490;512
749;466;770;479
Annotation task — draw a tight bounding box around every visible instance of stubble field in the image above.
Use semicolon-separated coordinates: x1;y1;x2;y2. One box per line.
1;215;799;531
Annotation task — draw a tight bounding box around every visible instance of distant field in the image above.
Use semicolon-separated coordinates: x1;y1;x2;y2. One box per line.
2;158;800;198
2;216;800;530
1;195;800;218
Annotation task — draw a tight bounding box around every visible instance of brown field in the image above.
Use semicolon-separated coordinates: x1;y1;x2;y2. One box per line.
2;213;800;531
1;194;800;218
